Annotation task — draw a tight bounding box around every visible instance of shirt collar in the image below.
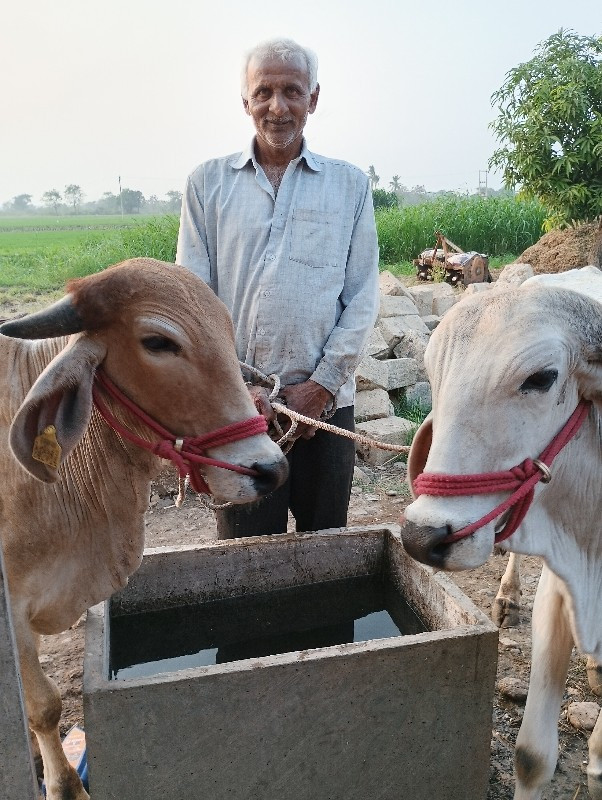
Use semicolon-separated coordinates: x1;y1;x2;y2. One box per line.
229;138;322;172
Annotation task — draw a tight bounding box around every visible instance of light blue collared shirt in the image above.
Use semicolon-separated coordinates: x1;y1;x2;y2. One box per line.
176;139;379;407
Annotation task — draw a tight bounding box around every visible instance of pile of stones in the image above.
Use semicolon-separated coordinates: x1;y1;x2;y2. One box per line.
354;263;535;465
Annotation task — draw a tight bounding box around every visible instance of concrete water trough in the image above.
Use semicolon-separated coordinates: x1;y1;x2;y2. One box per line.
83;526;498;800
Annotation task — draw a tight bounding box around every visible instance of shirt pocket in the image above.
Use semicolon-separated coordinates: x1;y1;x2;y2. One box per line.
289;209;349;268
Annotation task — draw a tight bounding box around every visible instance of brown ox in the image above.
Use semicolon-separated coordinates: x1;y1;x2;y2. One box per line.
400;268;602;799
0;258;288;800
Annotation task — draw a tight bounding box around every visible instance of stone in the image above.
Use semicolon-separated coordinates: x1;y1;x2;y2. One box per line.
405;382;432;412
499;636;521;650
497;262;534;286
405;285;434;316
355;416;416;466
431;282;455;299
379;294;419;318
421;315;440;331
354;388;394;422
384;358;418;390
352;466;369;484
497;677;528;702
432;293;457;317
354;357;389;391
393;333;428;382
463;283;493;296
567;701;601;731
378;270;408;296
364;328;391;359
393;331;429;362
379;315;430;347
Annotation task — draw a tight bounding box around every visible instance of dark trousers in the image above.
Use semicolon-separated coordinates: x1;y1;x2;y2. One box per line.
216;406;356;538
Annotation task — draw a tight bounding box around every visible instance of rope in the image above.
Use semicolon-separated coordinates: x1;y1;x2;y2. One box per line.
413;399;590;544
240;362;411;455
163;363;413;511
92;369;267;499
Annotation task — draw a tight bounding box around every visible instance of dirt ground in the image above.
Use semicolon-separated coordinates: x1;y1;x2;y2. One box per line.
37;459;599;800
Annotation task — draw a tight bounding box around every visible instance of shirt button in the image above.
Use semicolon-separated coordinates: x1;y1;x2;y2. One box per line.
263;290;271;297
258;328;265;335
267;254;276;261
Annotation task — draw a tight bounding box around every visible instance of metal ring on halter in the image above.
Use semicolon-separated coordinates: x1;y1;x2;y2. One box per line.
533;459;552;484
174;437;184;453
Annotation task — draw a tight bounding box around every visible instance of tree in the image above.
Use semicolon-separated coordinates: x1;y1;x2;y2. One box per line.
489;29;602;225
64;184;84;213
389;175;402;192
42;189;62;215
367;165;380;190
121;188;145;214
10;194;33;212
372;189;398;210
166;190;183;213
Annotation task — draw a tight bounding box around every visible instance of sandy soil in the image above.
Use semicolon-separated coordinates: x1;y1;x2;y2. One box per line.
36;460;598;799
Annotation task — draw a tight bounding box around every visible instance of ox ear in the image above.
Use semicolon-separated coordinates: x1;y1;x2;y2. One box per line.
407;413;433;499
10;335;107;482
576;347;602;409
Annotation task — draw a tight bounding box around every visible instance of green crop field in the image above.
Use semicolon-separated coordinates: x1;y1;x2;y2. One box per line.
0;215;143;230
0;214;180;295
0;215;156;257
0;197;546;297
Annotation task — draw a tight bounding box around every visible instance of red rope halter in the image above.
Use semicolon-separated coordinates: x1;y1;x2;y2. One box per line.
91;369;268;496
412;399;591;545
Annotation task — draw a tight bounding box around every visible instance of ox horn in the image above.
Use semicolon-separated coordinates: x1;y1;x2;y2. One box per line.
0;295;84;340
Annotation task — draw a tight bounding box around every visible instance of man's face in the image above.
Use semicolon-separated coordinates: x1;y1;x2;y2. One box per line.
243;54;319;154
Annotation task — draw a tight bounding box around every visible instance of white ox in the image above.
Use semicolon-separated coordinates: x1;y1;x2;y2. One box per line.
400;266;602;800
0;258;288;800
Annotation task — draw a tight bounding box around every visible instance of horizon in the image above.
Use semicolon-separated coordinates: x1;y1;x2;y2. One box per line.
1;0;598;208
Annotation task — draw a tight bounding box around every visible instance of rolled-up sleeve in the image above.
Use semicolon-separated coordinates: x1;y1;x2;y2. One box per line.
310;180;379;396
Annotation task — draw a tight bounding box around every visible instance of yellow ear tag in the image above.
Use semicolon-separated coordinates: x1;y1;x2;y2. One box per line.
32;425;62;470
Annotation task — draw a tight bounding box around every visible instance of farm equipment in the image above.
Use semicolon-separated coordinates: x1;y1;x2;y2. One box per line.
414;232;491;287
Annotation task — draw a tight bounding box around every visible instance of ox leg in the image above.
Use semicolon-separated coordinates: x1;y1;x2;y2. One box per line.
588;707;602;799
587;655;602;697
492;551;522;628
14;618;89;800
514;566;573;800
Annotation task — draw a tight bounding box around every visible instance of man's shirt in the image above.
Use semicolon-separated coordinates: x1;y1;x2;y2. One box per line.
176;139;379;408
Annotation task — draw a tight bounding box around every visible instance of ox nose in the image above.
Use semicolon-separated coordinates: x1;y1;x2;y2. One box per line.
399;515;454;568
252;457;289;496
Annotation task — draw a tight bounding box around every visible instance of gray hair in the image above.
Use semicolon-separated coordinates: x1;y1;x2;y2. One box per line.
240;38;318;99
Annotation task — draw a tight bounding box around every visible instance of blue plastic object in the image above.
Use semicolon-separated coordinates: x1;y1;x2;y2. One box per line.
41;725;88;796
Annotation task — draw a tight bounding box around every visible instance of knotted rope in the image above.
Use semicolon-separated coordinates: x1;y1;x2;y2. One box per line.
92;369;267;498
240;362;412;456
413;399;591;544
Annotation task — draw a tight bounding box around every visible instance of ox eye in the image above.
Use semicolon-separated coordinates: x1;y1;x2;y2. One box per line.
520;369;558;392
141;335;181;355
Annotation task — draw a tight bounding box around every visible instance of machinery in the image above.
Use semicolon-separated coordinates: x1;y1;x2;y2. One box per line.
414;232;491;287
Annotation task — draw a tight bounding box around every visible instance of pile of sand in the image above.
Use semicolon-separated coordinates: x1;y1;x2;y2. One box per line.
517;222;602;274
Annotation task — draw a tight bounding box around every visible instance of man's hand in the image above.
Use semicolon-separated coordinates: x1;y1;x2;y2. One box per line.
277;380;333;440
247;385;277;425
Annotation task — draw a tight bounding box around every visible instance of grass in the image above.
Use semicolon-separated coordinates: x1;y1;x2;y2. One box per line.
0;216;179;290
0;214;144;231
375;195;548;265
0;195;544;296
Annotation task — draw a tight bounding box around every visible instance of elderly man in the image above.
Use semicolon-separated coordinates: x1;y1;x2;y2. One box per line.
176;37;379;538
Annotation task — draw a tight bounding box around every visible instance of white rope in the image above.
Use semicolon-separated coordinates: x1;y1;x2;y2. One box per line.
175;363;411;509
270;401;411;453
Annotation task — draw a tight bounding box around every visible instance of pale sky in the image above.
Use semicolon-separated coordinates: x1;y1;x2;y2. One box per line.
1;0;598;207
